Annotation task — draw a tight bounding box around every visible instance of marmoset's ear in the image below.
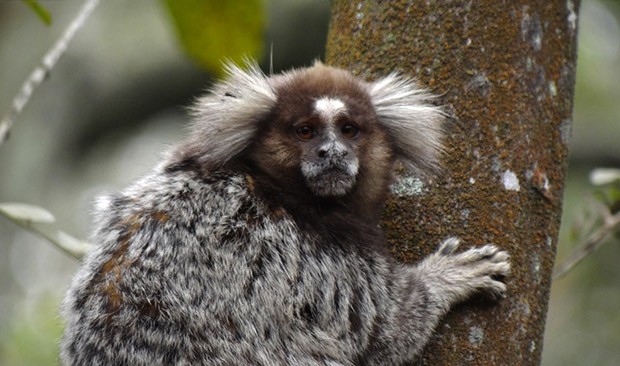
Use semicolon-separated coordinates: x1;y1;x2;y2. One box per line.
177;61;277;169
368;74;445;176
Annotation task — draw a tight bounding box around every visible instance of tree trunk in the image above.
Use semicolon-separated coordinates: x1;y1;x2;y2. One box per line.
325;1;580;365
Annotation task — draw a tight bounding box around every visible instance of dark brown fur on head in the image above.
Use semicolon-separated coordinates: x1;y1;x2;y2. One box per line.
248;64;396;219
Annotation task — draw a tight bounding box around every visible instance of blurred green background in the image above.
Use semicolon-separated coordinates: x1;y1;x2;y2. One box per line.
0;1;618;365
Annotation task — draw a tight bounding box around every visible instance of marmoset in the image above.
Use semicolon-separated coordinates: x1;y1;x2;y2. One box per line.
61;62;510;365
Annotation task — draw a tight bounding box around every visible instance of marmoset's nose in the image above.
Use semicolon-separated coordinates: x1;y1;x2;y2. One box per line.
318;144;348;159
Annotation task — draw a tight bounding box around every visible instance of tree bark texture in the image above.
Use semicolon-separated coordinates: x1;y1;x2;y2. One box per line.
326;1;580;365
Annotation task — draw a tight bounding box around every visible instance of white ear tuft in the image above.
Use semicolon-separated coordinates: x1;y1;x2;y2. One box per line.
185;60;277;168
369;74;445;175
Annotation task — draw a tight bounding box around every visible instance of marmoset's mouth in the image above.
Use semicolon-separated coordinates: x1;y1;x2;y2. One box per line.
303;165;357;197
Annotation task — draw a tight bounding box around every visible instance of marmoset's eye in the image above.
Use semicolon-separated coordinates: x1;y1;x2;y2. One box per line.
296;126;316;140
341;124;360;139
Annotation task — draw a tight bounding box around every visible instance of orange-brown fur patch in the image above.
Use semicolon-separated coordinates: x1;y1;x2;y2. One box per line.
95;212;147;318
268;206;288;220
150;210;170;223
96;210;170;318
244;174;256;193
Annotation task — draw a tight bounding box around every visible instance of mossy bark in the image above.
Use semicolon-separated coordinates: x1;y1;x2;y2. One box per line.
326;1;580;364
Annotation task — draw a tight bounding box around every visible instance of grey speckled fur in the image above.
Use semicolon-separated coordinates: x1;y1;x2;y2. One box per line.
61;62;509;365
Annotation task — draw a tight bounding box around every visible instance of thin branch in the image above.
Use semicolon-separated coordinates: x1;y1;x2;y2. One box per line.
0;203;92;260
0;0;101;145
553;209;620;279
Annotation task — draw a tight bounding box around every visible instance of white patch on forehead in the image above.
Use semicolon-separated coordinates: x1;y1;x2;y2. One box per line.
314;97;347;121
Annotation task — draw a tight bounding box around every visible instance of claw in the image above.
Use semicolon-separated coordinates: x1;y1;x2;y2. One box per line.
491;250;511;263
438;237;460;255
485;279;508;300
477;244;499;258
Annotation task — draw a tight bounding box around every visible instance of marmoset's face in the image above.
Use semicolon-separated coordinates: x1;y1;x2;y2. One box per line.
249;66;393;198
292;96;363;197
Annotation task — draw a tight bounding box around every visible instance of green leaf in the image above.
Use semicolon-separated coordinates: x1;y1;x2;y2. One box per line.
162;0;265;76
0;202;92;260
22;0;52;26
